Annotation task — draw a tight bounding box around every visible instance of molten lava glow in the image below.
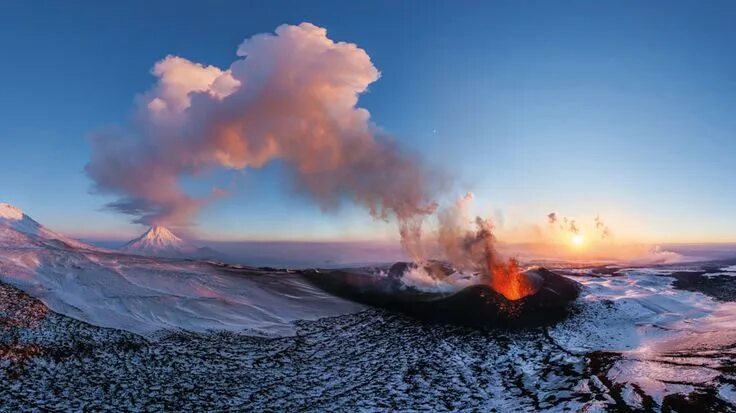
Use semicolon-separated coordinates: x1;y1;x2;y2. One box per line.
489;258;541;301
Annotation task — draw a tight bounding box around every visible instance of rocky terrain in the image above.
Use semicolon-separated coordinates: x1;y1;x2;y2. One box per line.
2;274;735;412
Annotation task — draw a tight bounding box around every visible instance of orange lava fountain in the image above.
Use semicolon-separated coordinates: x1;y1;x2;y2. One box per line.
435;193;543;301
488;258;540;301
471;216;541;301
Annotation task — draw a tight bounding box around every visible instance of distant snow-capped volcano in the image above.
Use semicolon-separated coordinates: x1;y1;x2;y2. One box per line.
120;225;219;259
122;225;189;253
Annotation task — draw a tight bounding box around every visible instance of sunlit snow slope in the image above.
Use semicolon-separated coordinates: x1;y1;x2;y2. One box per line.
0;203;363;336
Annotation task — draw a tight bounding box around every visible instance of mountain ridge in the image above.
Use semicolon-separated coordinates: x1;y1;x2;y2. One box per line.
0;202;96;250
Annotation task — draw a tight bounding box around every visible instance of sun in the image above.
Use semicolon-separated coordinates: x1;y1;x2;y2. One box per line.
571;234;584;247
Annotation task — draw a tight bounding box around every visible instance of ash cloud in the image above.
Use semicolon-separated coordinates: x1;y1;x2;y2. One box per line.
86;23;438;235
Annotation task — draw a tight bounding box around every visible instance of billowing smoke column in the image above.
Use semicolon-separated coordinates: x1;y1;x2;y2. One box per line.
86;23;437;251
87;23;535;299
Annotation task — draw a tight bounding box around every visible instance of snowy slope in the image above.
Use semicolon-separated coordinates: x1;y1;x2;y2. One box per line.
0;203;364;336
0;203;96;251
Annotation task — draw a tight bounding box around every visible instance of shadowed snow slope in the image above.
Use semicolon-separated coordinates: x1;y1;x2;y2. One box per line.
0;203;363;336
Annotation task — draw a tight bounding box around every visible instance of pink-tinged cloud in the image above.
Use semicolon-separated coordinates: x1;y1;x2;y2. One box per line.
86;23;439;235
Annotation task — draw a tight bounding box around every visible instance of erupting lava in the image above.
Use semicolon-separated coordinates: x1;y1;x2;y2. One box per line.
488;258;541;301
477;219;542;301
437;196;542;301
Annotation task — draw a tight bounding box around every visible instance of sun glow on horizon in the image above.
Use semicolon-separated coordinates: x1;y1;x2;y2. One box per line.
571;234;585;247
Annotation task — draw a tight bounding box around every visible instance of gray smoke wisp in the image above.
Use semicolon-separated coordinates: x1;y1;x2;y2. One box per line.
547;212;612;239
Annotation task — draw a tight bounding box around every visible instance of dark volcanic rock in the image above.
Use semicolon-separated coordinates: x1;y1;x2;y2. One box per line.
303;265;581;327
1;275;731;412
670;270;736;302
387;261;454;280
387;261;411;279
0;279;625;412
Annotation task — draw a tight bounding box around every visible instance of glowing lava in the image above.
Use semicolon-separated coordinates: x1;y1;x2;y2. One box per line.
489;258;543;301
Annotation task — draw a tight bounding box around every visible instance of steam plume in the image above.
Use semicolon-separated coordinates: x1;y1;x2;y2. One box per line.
87;23;438;242
86;23;542;299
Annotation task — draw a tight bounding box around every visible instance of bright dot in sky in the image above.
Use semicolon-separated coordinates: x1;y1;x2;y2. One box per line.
572;234;584;246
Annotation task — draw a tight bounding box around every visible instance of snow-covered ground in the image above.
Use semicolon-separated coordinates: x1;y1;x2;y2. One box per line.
551;267;736;407
2;274;735;411
0;204;363;336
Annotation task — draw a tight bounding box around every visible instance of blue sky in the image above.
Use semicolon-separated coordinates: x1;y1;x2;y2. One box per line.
1;1;735;242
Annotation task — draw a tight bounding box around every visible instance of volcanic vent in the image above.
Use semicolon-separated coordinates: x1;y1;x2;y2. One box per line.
304;263;581;328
